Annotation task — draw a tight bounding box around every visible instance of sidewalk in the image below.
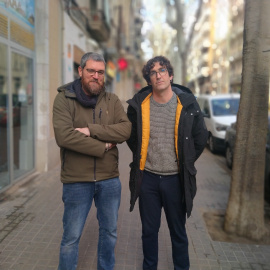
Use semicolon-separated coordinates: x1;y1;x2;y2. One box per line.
0;143;270;270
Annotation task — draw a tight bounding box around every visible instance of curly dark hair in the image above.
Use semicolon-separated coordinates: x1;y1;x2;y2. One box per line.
142;56;174;85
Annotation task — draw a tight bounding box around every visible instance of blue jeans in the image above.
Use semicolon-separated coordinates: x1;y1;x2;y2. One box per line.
58;178;121;270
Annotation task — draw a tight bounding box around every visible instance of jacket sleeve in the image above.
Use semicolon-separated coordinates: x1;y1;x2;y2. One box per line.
126;104;138;154
53;92;106;158
87;96;132;144
192;105;209;160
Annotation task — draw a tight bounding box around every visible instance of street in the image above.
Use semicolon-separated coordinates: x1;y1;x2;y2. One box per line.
0;143;270;270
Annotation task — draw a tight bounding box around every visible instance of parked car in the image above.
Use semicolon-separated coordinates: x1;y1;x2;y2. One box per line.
225;117;270;202
266;118;270;202
224;122;236;169
197;94;240;153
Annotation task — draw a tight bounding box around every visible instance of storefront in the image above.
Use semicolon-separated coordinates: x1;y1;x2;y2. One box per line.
0;0;35;191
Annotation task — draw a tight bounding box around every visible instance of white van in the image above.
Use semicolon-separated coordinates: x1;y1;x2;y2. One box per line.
196;94;240;153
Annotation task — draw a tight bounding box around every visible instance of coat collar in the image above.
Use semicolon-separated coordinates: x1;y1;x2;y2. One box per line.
127;83;196;109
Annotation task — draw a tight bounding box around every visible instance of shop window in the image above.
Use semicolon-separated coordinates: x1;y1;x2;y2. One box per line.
0;43;9;189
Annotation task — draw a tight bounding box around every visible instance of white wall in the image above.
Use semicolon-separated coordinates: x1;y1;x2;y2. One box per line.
63;13;87;83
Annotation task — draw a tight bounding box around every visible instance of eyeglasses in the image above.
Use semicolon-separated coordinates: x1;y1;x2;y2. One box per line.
85;68;105;76
149;68;167;78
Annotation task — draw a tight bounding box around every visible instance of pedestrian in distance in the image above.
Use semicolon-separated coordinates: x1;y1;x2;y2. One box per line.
53;52;132;270
126;56;208;270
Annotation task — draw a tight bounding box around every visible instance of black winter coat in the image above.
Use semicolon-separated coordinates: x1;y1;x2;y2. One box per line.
126;84;208;217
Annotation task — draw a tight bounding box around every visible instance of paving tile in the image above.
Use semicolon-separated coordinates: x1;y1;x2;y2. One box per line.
0;145;269;269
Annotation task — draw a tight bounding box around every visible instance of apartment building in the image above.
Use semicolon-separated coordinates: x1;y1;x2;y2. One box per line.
187;0;216;95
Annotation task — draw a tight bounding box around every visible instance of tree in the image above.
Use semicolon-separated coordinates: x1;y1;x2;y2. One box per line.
224;0;270;240
179;0;202;86
168;0;202;85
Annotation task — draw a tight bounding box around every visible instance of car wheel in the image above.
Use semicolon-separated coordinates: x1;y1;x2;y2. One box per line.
226;145;233;169
265;173;270;203
209;134;216;153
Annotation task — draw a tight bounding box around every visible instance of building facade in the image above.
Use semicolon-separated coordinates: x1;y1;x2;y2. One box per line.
0;0;36;191
186;0;244;95
0;0;143;194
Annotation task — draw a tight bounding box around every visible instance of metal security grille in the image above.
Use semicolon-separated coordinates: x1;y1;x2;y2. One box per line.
0;13;8;38
10;20;34;50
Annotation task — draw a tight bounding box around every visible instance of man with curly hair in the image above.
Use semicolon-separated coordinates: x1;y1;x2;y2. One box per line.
126;56;208;270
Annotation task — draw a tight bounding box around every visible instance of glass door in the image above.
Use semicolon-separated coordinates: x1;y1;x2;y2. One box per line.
0;43;9;189
0;43;35;192
11;51;34;179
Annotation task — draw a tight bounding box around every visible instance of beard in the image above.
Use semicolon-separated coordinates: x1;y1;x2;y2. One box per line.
81;76;105;96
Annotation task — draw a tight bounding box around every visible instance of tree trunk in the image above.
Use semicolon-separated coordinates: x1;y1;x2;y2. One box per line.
224;0;270;240
180;0;202;86
168;0;202;86
173;0;185;84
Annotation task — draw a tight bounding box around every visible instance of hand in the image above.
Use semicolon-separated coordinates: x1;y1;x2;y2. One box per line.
75;127;90;136
105;143;117;151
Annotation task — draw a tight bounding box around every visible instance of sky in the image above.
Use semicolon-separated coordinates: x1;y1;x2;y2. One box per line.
140;0;173;59
140;0;230;58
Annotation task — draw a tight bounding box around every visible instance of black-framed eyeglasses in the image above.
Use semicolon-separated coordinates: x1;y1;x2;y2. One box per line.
85;68;105;76
149;68;167;78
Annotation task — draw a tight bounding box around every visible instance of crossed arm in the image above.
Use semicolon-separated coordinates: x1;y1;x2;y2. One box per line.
53;92;131;157
75;127;116;151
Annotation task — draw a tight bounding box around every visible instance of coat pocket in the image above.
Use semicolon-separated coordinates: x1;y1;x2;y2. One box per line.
185;163;197;200
129;162;136;193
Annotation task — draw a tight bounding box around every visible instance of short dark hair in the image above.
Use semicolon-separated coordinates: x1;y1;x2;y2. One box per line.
142;56;174;85
80;52;106;69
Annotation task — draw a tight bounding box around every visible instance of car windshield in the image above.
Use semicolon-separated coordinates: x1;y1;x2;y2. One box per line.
211;98;239;116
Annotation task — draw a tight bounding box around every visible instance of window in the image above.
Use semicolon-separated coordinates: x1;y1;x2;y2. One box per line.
211;98;240;116
90;0;97;11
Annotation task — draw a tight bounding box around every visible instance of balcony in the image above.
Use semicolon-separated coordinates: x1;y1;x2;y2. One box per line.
88;10;110;42
68;0;88;34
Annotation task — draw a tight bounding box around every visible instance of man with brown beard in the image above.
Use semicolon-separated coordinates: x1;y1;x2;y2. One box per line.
53;52;131;270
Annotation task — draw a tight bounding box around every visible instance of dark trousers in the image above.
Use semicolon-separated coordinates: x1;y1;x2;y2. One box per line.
139;170;190;270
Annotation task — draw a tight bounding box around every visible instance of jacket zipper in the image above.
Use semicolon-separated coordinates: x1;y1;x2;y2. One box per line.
99;108;102;124
93;108;96;181
179;109;186;203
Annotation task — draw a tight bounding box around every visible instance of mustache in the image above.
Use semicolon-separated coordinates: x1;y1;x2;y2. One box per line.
89;79;104;87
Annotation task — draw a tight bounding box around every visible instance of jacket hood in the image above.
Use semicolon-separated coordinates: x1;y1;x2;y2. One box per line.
127;83;196;109
57;80;77;98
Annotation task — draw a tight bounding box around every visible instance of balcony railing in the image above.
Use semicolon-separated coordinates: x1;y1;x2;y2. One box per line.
68;0;89;35
88;10;110;42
